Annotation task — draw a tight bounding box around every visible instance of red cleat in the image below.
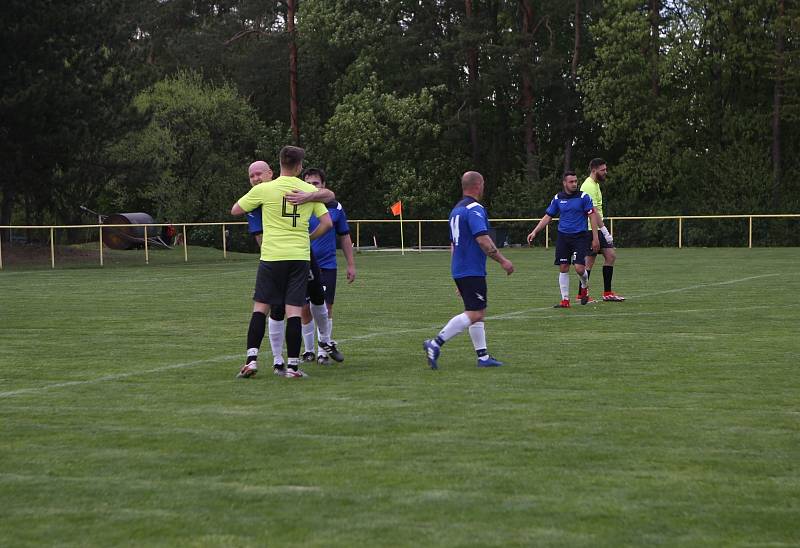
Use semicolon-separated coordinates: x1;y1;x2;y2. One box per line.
553;299;571;308
603;291;625;301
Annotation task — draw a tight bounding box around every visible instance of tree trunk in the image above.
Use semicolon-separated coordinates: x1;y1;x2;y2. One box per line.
465;0;480;164
0;186;15;242
519;0;539;181
649;0;661;97
564;0;581;172
772;0;784;208
287;0;300;145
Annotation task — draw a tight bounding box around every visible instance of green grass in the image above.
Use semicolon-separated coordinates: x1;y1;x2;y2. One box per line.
1;248;798;547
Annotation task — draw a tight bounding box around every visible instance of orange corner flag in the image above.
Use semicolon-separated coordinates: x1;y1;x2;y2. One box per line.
390;200;403;216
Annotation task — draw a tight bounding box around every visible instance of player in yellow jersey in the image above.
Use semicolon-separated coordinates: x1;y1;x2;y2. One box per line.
579;158;625;302
231;146;334;378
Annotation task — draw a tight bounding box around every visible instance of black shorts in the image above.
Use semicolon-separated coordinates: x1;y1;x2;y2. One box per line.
588;229;615;257
554;231;591;266
253;260;309;307
455;276;488;311
320;268;337;305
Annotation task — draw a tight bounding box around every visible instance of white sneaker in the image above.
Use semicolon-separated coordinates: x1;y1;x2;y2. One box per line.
283;367;309;378
237;362;258;379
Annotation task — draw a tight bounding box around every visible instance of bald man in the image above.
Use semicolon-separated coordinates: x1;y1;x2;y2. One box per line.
423;171;514;370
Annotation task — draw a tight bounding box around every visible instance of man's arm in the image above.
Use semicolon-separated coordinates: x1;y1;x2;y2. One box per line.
338;233;357;283
285;188;335;205
475;234;514;275
526;214;553;244
589;210;601;252
309;212;333;240
231;202;246;216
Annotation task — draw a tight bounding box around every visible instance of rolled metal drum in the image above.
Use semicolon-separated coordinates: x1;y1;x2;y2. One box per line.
102;213;156;250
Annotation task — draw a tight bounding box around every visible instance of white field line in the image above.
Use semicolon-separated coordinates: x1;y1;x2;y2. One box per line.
0;355;239;399
491;273;780;320
0;273;780;399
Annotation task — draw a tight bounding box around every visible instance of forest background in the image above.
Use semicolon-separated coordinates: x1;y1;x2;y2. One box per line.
2;0;799;247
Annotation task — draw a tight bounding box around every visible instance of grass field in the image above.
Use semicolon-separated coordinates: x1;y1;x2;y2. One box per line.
1;247;798;547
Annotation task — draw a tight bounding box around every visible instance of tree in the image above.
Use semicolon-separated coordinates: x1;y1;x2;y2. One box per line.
0;0;145;233
107;71;265;223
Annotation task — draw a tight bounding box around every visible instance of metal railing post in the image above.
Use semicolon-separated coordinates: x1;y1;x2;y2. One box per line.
50;227;55;269
545;224;549;249
222;223;227;259
99;226;104;267
183;225;188;262
418;221;422;252
748;216;753;248
678;217;683;249
144;225;149;264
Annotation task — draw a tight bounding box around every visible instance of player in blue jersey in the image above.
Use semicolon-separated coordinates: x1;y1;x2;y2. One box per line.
423;171;514;370
298;168;357;364
526;171;601;308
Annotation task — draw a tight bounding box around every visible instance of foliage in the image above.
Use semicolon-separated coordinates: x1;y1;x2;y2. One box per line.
3;0;800;246
108;71;264;228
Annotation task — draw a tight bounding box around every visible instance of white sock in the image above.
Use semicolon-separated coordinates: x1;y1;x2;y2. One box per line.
578;270;589;289
559;272;570;300
310;303;331;343
316;318;332;357
468;322;488;359
437;312;472;343
268;318;285;365
302;321;315;354
246;348;258;359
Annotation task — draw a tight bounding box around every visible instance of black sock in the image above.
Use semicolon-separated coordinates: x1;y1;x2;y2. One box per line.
434;335;446;347
603;265;613;292
246;312;266;359
476;348;488;358
286;316;302;365
586;269;591;280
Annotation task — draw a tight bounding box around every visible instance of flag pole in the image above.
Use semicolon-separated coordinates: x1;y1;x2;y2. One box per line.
399;209;405;255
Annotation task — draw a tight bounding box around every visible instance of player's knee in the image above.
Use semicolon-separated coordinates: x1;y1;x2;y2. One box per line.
270;306;285;321
466;310;485;323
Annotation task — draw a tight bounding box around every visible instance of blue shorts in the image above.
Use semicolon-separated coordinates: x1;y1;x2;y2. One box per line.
320;268;337;305
455;276;488;311
554;231;591;266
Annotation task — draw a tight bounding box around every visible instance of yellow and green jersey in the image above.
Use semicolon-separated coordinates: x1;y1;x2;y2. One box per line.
237;176;328;261
581;176;603;229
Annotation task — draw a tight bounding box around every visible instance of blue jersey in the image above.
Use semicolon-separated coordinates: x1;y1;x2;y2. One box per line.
309;201;350;269
449;197;490;279
246;206;263;234
545;192;595;234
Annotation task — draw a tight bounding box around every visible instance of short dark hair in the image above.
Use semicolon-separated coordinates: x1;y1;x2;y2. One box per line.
589;158;606;171
279;146;305;170
301;167;326;184
562;170;576;179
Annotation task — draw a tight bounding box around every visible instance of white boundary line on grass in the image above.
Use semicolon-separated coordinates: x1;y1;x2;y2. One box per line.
491;273;779;320
0;273;780;399
0;355;239;399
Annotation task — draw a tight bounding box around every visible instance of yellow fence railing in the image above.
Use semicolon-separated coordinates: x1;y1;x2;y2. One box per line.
1;213;798;269
348;214;800;252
